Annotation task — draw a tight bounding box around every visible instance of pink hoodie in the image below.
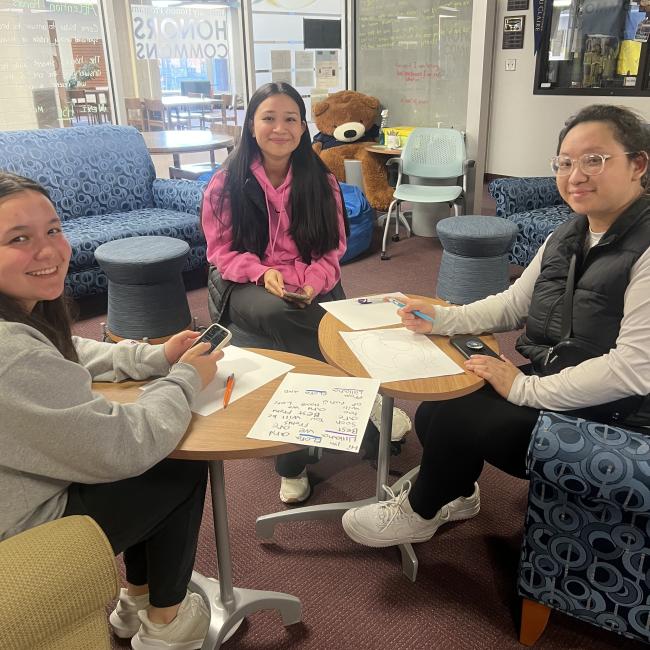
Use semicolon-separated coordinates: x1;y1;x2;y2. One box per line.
202;158;347;296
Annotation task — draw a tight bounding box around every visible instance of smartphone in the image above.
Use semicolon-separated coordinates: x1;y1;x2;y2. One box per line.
282;290;310;303
450;334;502;361
190;323;232;353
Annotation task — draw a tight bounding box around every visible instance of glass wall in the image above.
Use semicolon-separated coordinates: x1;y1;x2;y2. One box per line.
355;0;474;131
0;0;112;130
128;0;246;102
249;0;347;133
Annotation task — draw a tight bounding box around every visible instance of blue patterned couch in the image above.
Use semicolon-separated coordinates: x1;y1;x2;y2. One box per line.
0;125;205;299
518;411;650;646
488;177;572;267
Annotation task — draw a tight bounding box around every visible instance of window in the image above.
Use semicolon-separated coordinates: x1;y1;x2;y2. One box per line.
0;0;113;131
535;0;650;95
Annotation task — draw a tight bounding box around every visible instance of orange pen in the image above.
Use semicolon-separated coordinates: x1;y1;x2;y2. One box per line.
223;373;235;409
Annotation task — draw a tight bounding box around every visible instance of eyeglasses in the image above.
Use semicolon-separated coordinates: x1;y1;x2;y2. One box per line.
550;152;638;176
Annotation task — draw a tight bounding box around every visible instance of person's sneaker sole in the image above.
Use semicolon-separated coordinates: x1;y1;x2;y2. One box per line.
131;632;204;650
341;510;440;548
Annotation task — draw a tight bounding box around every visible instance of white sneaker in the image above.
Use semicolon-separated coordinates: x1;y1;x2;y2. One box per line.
109;588;150;638
447;482;481;521
131;591;209;650
370;395;411;442
279;468;311;503
341;481;450;547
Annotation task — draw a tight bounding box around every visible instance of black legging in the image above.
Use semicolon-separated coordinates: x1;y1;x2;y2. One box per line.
408;385;540;519
63;458;208;608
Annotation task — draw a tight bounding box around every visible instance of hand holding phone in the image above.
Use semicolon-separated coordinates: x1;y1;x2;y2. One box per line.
282;290;310;303
450;334;502;361
190;323;232;354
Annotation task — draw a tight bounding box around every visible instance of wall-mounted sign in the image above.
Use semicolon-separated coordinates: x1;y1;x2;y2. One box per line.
503;15;525;50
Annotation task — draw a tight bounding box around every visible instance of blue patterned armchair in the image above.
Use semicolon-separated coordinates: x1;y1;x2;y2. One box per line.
518;411;650;646
0;125;206;299
488;177;572;267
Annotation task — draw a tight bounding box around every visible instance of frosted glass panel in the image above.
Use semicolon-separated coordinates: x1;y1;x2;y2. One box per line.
356;0;473;130
250;0;346;129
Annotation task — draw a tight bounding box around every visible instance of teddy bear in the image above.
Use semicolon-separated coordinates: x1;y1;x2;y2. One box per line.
312;90;394;212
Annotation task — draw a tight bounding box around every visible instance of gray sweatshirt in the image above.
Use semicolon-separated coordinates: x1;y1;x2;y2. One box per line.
0;322;203;541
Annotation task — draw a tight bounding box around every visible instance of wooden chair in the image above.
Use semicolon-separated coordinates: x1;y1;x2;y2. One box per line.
203;94;238;128
125;98;146;131
86;89;112;124
210;124;241;153
168;125;240;180
143;98;166;131
66;88;88;123
186;92;207;129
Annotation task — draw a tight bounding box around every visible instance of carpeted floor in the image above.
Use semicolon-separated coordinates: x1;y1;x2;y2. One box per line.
72;224;643;649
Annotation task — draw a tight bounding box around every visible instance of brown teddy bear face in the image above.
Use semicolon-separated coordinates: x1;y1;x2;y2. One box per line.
312;90;380;143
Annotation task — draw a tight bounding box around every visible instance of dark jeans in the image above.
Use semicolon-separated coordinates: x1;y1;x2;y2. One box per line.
63;458;208;607
408;385;540;519
228;282;343;477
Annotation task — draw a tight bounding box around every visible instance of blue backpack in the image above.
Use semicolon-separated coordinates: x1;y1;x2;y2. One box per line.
339;182;375;264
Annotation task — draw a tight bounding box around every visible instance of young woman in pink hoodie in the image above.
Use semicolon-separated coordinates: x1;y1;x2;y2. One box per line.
202;82;349;503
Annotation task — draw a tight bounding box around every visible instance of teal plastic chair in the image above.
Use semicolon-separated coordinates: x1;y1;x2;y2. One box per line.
381;127;473;260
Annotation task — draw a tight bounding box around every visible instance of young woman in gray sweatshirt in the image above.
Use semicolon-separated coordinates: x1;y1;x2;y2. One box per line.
0;172;222;650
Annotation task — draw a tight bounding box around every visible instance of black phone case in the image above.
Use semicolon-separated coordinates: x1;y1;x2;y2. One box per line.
450;335;501;360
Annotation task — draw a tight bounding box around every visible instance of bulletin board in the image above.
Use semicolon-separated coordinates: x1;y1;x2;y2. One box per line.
355;0;473;129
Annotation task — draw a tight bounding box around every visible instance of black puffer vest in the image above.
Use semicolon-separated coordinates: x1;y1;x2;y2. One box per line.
516;194;650;426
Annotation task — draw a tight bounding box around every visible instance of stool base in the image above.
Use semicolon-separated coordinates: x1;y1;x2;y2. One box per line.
103;321;192;345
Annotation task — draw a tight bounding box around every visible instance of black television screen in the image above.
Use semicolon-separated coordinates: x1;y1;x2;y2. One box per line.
303;19;341;50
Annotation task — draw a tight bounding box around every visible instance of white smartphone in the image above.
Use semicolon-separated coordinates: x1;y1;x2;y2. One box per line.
190;323;232;353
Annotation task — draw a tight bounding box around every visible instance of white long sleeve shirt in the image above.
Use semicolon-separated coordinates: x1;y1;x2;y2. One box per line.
429;232;650;412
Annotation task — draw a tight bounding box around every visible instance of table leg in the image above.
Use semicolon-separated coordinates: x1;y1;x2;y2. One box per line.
173;153;180;168
255;392;419;581
209;149;216;166
191;460;302;649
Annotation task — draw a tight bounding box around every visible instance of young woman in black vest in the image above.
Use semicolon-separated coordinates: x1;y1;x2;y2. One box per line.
202;82;410;504
342;104;650;547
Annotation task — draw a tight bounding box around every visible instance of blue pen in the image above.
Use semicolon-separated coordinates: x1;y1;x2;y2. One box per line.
387;298;435;323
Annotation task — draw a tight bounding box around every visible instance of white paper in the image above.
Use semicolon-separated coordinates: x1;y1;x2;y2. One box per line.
247;373;379;453
340;328;463;383
295;50;314;69
320;292;408;331
191;346;293;416
270;49;291;69
271;70;293;84
295;70;315;87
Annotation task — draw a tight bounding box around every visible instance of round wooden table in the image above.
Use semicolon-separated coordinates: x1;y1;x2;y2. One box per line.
95;349;346;649
141;129;234;168
365;144;402;156
256;296;498;582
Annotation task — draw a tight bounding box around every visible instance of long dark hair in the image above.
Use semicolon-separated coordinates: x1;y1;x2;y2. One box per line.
558;104;650;190
210;82;347;262
0;172;78;362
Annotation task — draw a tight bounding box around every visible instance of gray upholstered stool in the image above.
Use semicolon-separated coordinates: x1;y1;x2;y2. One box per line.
95;236;191;342
436;215;518;304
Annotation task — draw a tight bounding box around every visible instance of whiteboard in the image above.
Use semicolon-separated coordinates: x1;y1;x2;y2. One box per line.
355;0;474;129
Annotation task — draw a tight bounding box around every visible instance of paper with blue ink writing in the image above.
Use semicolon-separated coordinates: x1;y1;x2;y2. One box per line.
246;373;380;453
